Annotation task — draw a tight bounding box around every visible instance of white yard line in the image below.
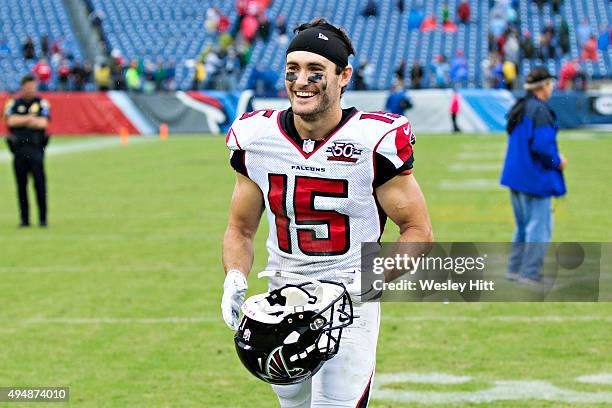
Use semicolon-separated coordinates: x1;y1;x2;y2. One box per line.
0;265;202;273
438;179;499;190
15;315;612;325
0;137;149;163
447;163;501;171
373;373;612;404
456;152;504;160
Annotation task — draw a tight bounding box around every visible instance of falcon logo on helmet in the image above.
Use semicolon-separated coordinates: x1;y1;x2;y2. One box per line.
234;271;354;385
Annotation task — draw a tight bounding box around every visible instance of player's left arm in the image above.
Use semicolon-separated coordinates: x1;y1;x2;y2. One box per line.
375;173;434;281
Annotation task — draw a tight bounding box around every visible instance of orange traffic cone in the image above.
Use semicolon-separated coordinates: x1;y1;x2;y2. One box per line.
159;123;168;140
120;127;129;145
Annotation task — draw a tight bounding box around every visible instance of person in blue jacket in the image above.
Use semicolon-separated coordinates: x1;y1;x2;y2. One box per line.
500;67;568;284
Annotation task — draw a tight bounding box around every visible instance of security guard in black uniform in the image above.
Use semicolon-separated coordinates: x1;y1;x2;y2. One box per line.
4;75;50;227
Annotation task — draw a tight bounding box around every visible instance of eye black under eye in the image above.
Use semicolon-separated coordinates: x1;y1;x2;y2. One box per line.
285;72;298;81
308;73;323;83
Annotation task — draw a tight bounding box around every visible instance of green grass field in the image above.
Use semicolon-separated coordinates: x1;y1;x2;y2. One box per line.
0;132;610;407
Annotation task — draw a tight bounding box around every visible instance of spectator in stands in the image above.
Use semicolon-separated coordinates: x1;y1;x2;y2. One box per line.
441;2;450;24
362;60;375;89
559;18;570;55
457;0;471;24
165;60;176;91
362;0;378;17
142;61;156;93
431;55;450;88
410;61;424;89
397;0;405;13
205;7;221;33
126;61;141;92
236;40;252;69
276;15;288;44
57;59;72;91
204;48;221;88
597;24;611;51
23;36;36;60
32;58;51;91
241;14;259;43
395;60;407;88
558;59;578;90
502;60;517;90
450;89;461;133
538;29;556;60
110;49;126;90
420;15;437;32
72;61;92;91
218;14;231;33
521;31;536;59
41;35;49;57
50;38;62;56
154;61;166;91
353;62;367;90
581;35;598;61
490;53;505;88
94;62;111;91
577;19;591;47
504;31;520;66
408;4;425;30
489;11;507;39
450;50;468;85
258;14;271;41
532;0;546;11
192;59;206;90
551;0;563;14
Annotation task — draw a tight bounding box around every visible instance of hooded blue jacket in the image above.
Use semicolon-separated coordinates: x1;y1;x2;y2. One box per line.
500;93;566;197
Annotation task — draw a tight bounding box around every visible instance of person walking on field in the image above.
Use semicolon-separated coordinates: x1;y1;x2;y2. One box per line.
501;67;568;285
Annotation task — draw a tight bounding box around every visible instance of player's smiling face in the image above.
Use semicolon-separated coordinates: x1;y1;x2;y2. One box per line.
285;51;348;119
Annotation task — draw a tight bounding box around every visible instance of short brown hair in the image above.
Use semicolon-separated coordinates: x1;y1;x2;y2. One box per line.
20;74;36;86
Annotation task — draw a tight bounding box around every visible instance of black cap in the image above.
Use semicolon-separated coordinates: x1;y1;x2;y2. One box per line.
524;66;556;89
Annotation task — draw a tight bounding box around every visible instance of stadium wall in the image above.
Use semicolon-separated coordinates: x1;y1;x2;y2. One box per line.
2;91;610;136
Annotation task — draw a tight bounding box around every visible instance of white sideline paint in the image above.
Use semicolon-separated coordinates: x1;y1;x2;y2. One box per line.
439;179;498;190
576;374;612;385
0;137;149;163
25;317;214;324
0;264;202;273
372;373;612;404
448;163;500;171
456;152;504;160
18;315;612;325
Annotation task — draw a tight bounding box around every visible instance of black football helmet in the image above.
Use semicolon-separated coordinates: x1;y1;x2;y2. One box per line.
234;271;354;385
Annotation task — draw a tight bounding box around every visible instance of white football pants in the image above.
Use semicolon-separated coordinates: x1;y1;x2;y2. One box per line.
271;302;380;407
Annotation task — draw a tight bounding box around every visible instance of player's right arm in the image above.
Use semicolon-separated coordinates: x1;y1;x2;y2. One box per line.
221;170;264;330
222;172;264;275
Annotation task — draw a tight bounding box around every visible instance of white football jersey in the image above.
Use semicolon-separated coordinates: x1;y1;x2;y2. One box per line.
226;108;415;289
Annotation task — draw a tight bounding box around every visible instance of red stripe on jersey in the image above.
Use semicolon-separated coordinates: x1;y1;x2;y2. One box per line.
359;113;394;124
268;174;291;253
394;122;413;162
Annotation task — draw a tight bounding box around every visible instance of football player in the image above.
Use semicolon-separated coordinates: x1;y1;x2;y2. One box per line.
221;18;433;407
